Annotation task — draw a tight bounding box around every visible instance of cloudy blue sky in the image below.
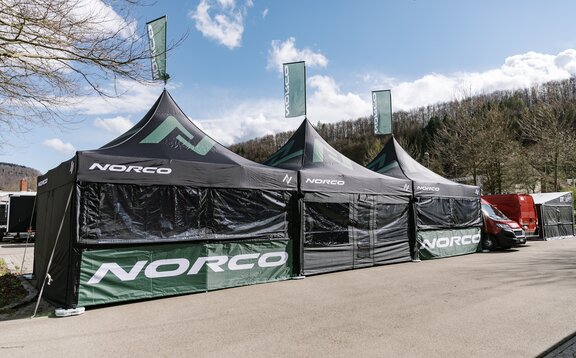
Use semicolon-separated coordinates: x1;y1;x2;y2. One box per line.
2;0;576;174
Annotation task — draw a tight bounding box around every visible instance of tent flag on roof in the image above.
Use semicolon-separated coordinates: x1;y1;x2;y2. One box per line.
372;90;392;135
34;90;299;308
146;16;168;82
264;119;413;275
367;137;482;260
283;61;306;118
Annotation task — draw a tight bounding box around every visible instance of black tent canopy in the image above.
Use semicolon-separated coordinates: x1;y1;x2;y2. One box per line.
264;119;413;275
367;137;482;259
34;90;299;308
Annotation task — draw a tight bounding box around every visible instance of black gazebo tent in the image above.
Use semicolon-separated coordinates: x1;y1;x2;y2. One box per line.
367;137;482;259
530;192;575;240
263;119;413;275
34;90;299;308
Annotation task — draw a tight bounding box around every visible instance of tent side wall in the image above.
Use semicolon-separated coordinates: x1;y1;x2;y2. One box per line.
73;182;298;307
535;193;575;240
77;238;293;307
414;195;482;260
301;192;411;276
34;180;77;307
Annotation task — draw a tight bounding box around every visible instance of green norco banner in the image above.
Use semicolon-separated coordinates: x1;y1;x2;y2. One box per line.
416;227;481;260
283;61;306;118
146;16;168;82
78;239;293;306
372;90;392;135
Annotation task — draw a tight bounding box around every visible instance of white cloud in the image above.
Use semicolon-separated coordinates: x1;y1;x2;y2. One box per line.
267;37;329;73
60;79;163;115
72;0;137;39
194;76;369;146
193;99;286;145
94;116;134;134
262;8;269;18
189;0;253;49
307;75;369;122
198;49;576;146
362;49;576;111
43;138;76;155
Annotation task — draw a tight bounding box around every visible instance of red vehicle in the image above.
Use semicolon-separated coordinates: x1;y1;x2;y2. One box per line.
482;194;538;237
481;199;526;250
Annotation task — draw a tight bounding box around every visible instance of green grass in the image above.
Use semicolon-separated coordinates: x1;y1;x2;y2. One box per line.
0;258;27;308
0;258;8;275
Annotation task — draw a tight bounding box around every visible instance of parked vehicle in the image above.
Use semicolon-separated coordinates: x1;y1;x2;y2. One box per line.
0;193;36;241
481;198;526;250
482;194;538;237
0;202;6;236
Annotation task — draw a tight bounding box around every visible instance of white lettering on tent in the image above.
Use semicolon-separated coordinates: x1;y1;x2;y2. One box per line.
89;163;110;171
86;252;289;284
88;163;172;175
282;174;293;185
421;234;480;250
187;256;228;274
126;166;142;173
416;185;440;192
109;165;127;172
156;168;172;174
147;24;160;79
258;252;288;267
87;261;147;284
305;178;345;186
228;254;259;270
145;259;189;278
284;65;290;116
372;92;381;134
436;237;450;248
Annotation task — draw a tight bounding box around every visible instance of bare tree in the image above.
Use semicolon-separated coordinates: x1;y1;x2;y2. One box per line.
0;0;176;141
431;100;487;184
519;100;576;191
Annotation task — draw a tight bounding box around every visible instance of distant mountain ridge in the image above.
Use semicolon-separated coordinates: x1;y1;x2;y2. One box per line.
0;162;40;191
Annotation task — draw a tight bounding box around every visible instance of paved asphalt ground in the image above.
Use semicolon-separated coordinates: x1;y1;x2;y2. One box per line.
1;239;576;357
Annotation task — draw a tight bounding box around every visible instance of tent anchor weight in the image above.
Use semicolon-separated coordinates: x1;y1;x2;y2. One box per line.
55;307;85;317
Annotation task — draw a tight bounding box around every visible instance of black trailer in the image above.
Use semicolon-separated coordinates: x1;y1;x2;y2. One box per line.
0;201;7;235
1;193;36;240
7;195;36;232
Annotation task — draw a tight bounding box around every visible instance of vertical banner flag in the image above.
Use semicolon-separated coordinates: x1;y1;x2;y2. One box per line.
146;16;168;82
372;90;392;135
283;61;306;118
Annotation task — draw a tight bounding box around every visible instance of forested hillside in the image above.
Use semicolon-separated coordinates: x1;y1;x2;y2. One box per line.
0;163;40;191
230;77;576;195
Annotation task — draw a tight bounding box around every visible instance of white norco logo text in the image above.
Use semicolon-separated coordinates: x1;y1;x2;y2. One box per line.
305;178;345;186
284;65;291;116
86;252;289;284
89;163;172;175
416;185;440;192
422;234;481;250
